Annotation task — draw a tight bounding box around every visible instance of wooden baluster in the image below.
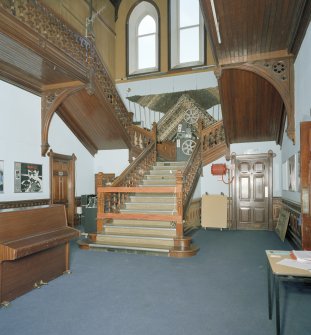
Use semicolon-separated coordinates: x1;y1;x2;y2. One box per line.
117;192;121;213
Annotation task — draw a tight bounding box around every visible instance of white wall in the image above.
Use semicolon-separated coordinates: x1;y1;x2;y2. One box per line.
0;81;48;201
49;114;95;196
281;24;311;204
94;149;129;176
0;80;95;200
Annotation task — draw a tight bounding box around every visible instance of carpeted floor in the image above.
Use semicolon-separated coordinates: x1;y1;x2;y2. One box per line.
1;229;310;335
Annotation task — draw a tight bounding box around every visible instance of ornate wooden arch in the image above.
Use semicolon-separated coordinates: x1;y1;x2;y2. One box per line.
41;84;85;156
215;56;295;144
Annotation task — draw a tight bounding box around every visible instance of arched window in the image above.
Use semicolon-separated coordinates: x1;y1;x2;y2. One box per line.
128;2;159;76
170;0;205;69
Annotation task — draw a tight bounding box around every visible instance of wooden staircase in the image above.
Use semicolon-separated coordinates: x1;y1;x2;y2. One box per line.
78;161;199;257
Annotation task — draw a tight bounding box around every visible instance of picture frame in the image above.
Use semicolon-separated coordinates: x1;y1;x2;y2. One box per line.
288;155;296;191
296;151;301;192
14;162;43;193
282;161;288;191
0;160;3;193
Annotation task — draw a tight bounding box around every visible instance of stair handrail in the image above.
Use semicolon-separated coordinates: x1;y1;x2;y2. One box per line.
180;140;202;216
112;142;157;188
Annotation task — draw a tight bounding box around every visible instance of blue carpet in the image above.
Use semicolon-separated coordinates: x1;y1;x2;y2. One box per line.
1;230;310;335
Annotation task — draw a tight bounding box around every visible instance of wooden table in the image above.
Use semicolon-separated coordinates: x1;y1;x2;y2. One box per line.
266;250;311;335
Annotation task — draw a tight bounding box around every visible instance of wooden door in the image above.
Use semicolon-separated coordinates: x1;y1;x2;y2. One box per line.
300;122;311;249
49;150;76;227
232;151;273;230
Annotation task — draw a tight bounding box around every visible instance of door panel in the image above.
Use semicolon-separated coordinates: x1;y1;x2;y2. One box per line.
49;151;76;227
233;153;273;230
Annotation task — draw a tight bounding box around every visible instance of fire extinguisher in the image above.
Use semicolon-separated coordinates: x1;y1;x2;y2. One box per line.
211;164;234;184
211;164;227;176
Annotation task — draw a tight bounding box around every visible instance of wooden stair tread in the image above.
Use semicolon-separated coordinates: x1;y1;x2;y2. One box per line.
104;224;176;231
77;239;199;257
96;233;175;240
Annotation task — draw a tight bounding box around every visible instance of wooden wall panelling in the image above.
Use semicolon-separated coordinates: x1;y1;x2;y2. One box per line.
282;199;302;249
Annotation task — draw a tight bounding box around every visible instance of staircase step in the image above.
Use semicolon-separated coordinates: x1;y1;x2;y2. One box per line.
142;180;176;186
145;175;176;180
149;170;179;175
155;161;186;167
77;239;199;257
78;239;170;255
95;233;175;247
128;195;176;203
110;219;174;227
151;165;184;171
120;208;177;214
103;225;176;237
124;202;176;211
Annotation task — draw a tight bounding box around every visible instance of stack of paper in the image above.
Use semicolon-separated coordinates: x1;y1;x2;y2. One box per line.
292;250;311;263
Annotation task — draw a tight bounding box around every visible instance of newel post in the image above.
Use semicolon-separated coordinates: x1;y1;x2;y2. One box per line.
97;189;104;233
175;170;183;238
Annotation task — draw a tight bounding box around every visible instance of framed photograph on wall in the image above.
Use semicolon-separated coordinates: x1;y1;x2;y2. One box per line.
297;152;301;192
14;162;42;193
288;155;296;191
0;160;3;193
282;161;288;191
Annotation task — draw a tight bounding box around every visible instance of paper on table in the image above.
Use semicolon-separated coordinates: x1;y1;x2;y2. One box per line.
292;250;311;262
277;258;311;271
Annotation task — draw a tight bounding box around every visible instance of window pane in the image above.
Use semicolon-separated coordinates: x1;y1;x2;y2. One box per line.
180;27;199;63
138;35;156;69
138;15;156;35
179;0;199;28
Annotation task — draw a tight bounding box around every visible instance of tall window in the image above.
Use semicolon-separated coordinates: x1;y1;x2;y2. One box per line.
170;0;205;69
128;2;159;76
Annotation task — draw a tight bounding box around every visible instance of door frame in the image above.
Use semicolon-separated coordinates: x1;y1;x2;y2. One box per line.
231;150;273;230
48;150;76;227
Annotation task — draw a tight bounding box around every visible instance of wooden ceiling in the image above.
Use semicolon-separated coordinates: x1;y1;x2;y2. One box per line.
200;0;311;145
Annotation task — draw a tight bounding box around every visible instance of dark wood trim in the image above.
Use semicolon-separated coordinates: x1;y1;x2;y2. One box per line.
41;85;85;156
282;199;302;250
0;199;50;210
48;150;76;227
289;0;311;59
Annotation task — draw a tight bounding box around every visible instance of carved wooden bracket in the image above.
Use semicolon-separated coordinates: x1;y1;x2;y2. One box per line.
216;56;295;144
41;85;85;156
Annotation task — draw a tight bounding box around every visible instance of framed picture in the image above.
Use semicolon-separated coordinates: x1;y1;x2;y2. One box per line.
0;160;3;193
14;162;42;193
282;161;288;191
288;155;296;191
297;152;301;192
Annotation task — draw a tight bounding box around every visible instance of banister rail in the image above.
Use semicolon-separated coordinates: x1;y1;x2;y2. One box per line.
181;140;202;216
97;172;184;237
112;141;157;187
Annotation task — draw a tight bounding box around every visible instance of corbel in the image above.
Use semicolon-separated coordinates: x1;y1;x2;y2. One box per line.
41;84;85;156
230;56;295;144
